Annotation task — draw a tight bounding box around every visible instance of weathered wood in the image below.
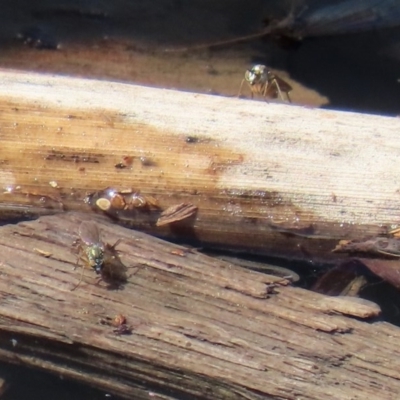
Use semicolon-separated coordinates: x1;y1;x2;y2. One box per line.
0;69;399;261
0;212;399;399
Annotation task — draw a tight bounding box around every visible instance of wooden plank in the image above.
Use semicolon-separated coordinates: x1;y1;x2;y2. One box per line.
1;212;398;400
0;69;399;261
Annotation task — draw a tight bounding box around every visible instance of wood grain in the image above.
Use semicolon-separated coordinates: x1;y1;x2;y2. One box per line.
0;212;397;399
0;69;399;261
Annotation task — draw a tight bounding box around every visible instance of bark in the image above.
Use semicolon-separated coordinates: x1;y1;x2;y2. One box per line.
0;212;398;399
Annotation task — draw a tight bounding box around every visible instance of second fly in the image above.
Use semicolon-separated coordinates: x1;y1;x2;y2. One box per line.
72;220;128;290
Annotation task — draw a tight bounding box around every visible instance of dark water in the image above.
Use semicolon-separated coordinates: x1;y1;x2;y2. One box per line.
0;362;123;400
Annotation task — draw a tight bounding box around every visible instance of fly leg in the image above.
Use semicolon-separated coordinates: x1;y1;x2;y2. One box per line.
270;78;291;103
71;244;86;291
237;79;246;98
71;263;86;291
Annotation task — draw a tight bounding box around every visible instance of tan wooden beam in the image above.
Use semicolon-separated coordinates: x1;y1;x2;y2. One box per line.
0;69;398;260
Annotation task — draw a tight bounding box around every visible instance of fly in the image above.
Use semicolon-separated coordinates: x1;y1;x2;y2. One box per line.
71;221;127;290
238;64;292;103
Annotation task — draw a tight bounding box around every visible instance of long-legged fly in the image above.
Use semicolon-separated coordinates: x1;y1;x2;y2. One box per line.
238;64;292;102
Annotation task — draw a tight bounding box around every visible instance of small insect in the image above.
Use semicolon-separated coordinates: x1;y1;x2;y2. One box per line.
114;156;134;169
112;314;127;326
71;221;127;290
99;314;132;335
238;64;292;103
112;314;132;335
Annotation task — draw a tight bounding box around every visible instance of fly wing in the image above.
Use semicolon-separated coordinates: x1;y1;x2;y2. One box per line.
273;75;293;93
78;221;101;246
265;74;293;101
102;260;128;284
102;243;128;284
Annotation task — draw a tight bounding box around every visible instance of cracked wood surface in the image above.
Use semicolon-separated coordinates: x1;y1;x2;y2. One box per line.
0;212;397;399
